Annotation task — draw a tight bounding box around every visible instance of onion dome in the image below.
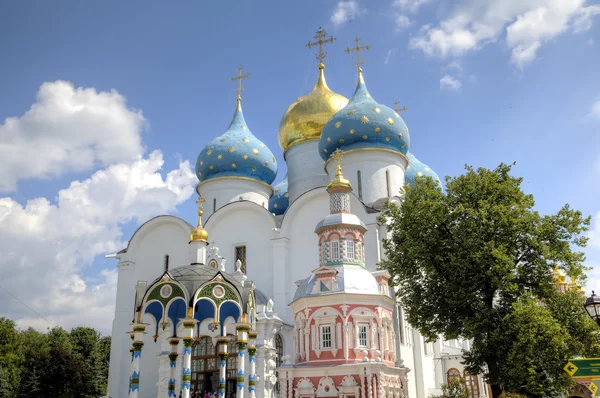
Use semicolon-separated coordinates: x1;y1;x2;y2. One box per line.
268;174;289;215
404;152;441;187
319;70;410;160
196;98;277;185
278;63;348;153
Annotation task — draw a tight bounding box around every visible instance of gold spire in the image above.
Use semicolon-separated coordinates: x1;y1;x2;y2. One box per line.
393;100;407;114
190;196;209;242
230;65;251;110
327;149;351;190
345;36;371;76
306;27;335;68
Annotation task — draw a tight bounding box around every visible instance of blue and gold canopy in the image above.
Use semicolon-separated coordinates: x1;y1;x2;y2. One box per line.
268;173;289;215
319;71;410;160
196;100;277;185
404;152;441;187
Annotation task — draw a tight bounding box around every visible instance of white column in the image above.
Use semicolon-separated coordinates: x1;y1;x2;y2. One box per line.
248;331;258;398
272;237;289;319
168;338;180;397
236;318;251;398
128;322;147;398
217;336;232;397
180;315;197;398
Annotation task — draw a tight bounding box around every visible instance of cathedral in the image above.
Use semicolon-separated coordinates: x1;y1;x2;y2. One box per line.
107;29;488;398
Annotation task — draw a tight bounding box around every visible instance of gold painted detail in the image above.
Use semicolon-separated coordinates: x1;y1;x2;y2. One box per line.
348;109;356;115
362;135;368;140
241;126;246;130
385;136;391;141
230;65;251;109
243;155;248;160
306;27;335;64
335;121;342;128
327;148;351;190
345;36;371;72
190;196;209;242
207;149;213;156
209;166;214;170
229;146;235;153
232;163;237;168
375;127;381;133
393;100;408;114
264;161;269;166
361;116;369;124
217;154;223;160
252;149;259;155
252;167;257;171
242;138;249;143
373;107;380;113
284;193;289;198
349;129;355;135
274;204;278;208
387;118;394;125
340;139;345;143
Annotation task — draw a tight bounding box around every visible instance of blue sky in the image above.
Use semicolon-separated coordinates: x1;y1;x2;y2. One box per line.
0;0;599;333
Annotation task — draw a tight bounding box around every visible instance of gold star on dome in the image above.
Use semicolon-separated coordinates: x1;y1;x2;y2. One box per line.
327;137;331;142
243;155;248;160
272;156;275;162
252;149;259;155
373;107;380;113
340;139;345;143
387;118;394;125
375;127;381;133
252;167;257;171
417;172;423;177
241;126;246;130
217;154;223;160
335;121;342;128
284;193;289;198
264;161;269;166
362;135;368;140
200;161;203;166
276;188;280;192
260;143;265;148
207;149;213;156
274;204;278;208
348;109;356;115
385;136;391;141
210;166;214;170
220;138;226;142
242;138;249;143
349;129;355;135
323;149;328;153
232;163;237;168
361;116;369;124
229;146;236;153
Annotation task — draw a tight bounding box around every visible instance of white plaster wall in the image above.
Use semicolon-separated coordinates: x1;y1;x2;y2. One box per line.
197;178;272;220
285;140;329;203
204;201;276;301
324;150;408;204
108;216;192;398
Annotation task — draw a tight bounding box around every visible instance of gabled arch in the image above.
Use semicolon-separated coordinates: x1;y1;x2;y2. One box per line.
308;306;343;323
125;215;193;254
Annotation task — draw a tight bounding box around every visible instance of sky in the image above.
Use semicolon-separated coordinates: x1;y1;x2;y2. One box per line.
0;0;599;336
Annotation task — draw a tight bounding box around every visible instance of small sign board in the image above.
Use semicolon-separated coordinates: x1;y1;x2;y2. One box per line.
564;359;600;378
589;380;599;395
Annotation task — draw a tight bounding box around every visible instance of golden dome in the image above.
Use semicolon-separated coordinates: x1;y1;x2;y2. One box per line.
190;196;209;243
278;63;348;153
327;149;351;191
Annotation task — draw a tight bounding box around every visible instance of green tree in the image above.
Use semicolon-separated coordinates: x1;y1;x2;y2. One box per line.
380;163;599;397
429;378;471;398
0;318;23;397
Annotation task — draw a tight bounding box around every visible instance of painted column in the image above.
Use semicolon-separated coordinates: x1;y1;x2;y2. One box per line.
235;316;251;398
181;311;197;398
168;338;180;397
217;336;231;397
129;322;147;398
247;331;258;398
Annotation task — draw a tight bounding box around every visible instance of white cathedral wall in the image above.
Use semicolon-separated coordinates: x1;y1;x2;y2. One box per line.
197;177;272;220
324;149;408;204
108;216;192;398
285;140;329;203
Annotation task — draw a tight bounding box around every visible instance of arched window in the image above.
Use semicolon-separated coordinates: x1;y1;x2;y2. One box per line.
447;368;461;383
464;373;480;398
191;336;238;395
275;334;284;393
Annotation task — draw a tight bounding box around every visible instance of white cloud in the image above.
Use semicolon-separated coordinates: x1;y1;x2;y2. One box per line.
0;81;145;192
588;100;600;119
393;0;432;13
409;0;600;68
0;152;196;334
395;14;413;30
330;0;364;26
440;74;462;91
385;49;396;65
589;211;600;247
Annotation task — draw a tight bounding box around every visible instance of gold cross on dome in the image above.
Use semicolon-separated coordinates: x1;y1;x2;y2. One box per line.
306;27;335;64
230;66;251;99
345;36;371;71
393;100;407;113
196;196;206;213
331;148;344;165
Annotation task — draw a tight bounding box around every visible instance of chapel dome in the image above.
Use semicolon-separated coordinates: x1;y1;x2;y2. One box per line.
319;70;410;160
404;152;441;187
196;99;277;185
278;64;348;153
268;173;289;215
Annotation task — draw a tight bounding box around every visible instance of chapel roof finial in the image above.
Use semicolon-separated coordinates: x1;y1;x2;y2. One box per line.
190;195;209;242
306;27;335;69
345;36;371;79
327;148;351;191
230;65;251;110
393;100;408;114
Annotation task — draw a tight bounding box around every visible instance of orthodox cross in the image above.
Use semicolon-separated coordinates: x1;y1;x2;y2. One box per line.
196;196;206;219
306;27;335;63
230;66;251;99
345;36;371;71
331;148;344;166
393;100;408;114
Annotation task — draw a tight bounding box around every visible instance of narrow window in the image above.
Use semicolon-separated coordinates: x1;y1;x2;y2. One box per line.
358;325;368;347
386;169;391;197
321;242;328;263
275;334;284;393
321;325;332;348
235;245;247;273
346;240;355;260
164;254;170;272
213;198;216;213
331;241;339;261
357;170;363;201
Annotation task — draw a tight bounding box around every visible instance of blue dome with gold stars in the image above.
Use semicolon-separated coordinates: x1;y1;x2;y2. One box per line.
268;173;289;215
196;100;277;185
319;71;410;160
404;152;441;187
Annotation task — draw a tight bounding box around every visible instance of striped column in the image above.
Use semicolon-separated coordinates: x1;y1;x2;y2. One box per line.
129;323;147;398
217;336;232;397
180;312;197;398
247;331;258;398
168;338;180;397
235;316;251;398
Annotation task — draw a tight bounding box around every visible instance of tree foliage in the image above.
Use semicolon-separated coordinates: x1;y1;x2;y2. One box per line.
429;378;471;398
0;318;111;398
380;163;599;397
